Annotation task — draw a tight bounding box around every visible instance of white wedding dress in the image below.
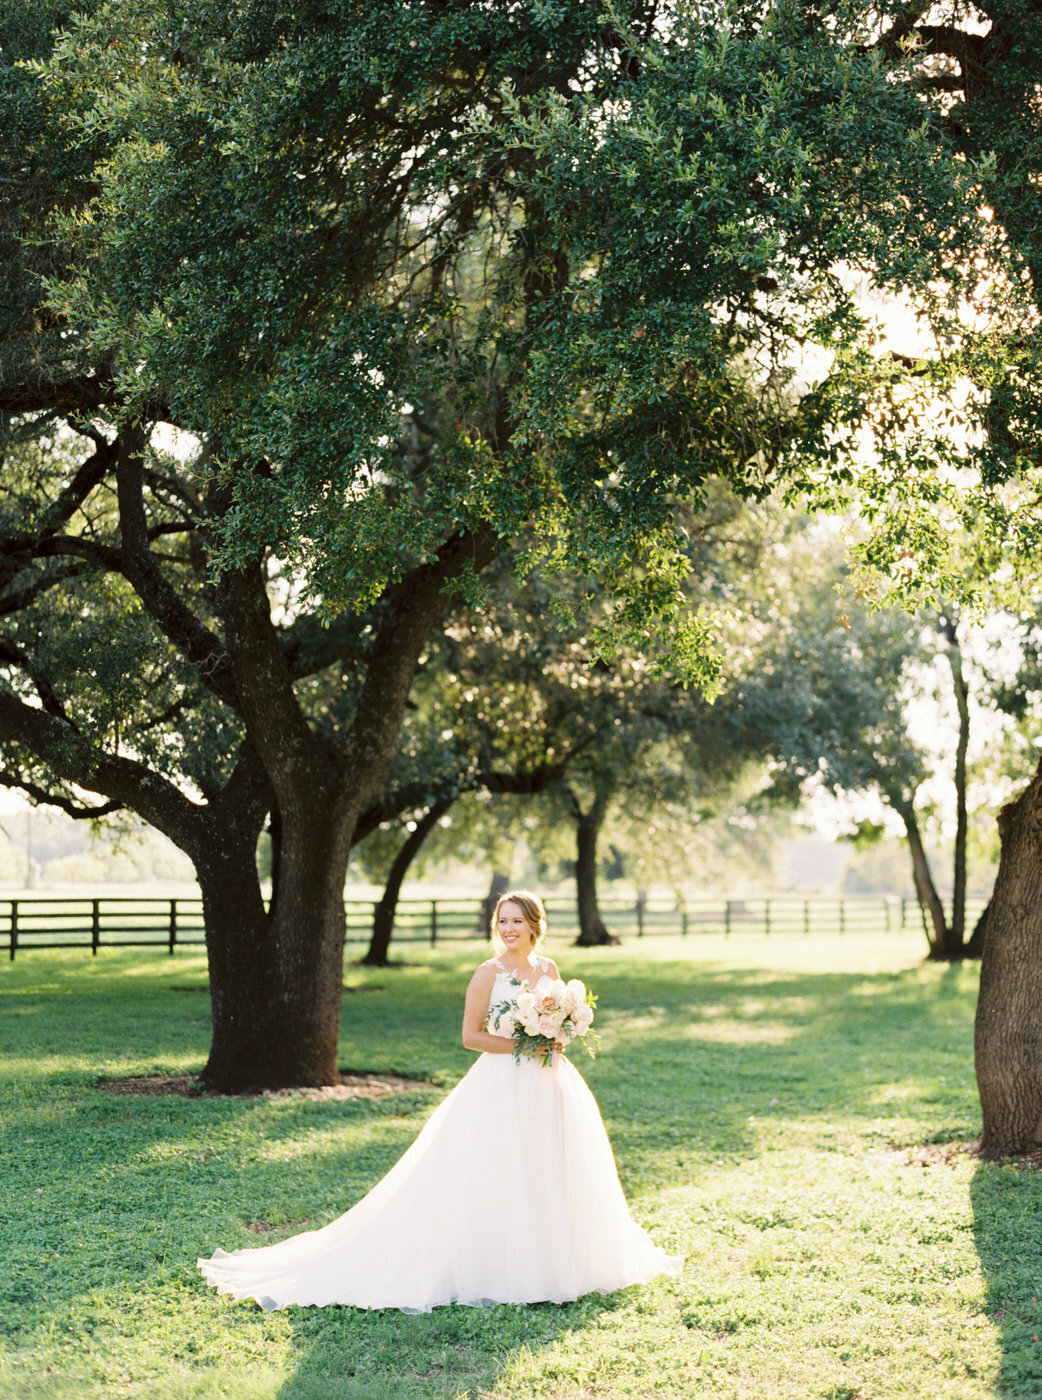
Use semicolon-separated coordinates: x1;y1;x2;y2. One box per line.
198;959;681;1311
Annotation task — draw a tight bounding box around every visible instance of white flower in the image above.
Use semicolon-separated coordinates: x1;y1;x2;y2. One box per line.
564;979;587;1013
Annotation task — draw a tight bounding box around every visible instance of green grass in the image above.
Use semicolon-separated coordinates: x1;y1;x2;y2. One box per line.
0;931;1039;1399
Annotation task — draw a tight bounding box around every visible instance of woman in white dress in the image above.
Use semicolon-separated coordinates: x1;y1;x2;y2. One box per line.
198;890;681;1312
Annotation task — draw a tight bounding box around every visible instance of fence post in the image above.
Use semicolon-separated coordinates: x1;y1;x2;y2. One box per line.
9;900;16;961
839;899;846;936
764;899;771;937
804;899;810;936
168;899;177;955
91;899;101;955
430;899;438;947
724;899;732;937
681;910;688;938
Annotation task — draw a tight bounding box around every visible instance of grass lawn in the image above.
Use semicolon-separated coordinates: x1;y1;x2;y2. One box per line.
1;931;1040;1399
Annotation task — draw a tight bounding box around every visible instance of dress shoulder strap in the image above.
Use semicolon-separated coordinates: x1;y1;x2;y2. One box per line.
537;956;550;971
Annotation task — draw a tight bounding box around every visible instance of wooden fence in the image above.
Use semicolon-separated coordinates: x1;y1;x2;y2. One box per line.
0;892;987;960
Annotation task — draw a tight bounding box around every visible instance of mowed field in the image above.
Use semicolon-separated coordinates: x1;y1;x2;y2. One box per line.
2;930;1041;1399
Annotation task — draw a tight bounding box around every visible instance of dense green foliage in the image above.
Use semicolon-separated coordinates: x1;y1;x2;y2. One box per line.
0;0;998;845
4;938;1041;1398
800;1;1042;611
25;0;978;633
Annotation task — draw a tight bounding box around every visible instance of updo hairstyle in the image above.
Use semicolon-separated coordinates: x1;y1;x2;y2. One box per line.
489;889;548;954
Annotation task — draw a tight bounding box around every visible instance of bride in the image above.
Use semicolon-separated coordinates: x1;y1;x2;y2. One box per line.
198;890;681;1311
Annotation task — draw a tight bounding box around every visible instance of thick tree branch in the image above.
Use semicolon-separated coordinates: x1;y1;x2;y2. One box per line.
36;434;118;539
875;2;935;58
0;688;208;851
0;636;74;723
0;435;116;590
115;430;239;709
3;534;122;570
147;522;197;543
0;561;89;617
0;769;122;819
353;777;462;844
913;24;988;68
345;525;501;804
479;763;563;795
207;738;274;839
352;757;563;846
0;373;114;417
219;560;323;796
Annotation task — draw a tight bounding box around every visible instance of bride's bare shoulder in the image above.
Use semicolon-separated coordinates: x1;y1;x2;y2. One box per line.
468;959;499;984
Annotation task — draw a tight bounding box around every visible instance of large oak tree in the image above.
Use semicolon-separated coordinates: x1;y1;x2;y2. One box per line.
0;0;971;1088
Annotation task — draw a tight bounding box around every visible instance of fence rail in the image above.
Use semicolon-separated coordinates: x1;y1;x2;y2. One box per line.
0;892;987;960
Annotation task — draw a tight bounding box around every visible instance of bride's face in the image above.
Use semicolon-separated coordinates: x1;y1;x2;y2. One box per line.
497;901;535;953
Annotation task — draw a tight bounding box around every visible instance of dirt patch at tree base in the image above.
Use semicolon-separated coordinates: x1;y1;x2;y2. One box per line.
868;1141;975;1169
97;1070;433;1101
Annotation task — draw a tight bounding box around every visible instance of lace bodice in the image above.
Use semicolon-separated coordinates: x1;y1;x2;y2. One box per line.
487;956;553;1031
490;955;551;996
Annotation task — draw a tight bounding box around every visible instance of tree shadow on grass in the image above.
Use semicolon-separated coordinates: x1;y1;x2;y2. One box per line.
970;1161;1042;1398
274;1290;626;1400
580;958;981;1184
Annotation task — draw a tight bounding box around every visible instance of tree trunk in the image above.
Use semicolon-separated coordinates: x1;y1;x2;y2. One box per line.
965;900;989;959
895;798;957;960
943;614;970;952
975;758;1042;1158
479;871;511;932
898;800;949;954
572;791;616;946
202;788;354;1090
207;534;496;1089
363;798;452;967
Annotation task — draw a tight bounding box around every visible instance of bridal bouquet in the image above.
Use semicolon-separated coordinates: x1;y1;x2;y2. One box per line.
488;977;597;1066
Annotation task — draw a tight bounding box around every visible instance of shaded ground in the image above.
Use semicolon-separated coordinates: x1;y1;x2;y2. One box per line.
96;1070;432;1101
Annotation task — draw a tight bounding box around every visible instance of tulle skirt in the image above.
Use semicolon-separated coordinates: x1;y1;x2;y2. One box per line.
198;1051;681;1311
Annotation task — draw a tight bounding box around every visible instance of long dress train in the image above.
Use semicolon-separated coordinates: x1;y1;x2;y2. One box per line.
197;961;681;1311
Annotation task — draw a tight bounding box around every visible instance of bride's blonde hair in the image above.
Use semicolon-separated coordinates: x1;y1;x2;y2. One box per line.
489;890;548;954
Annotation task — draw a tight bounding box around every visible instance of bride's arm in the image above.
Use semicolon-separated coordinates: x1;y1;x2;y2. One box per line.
462;963;515;1054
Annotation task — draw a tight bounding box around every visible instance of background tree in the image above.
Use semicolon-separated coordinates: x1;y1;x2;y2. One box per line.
353;553;724;953
729;513;1016;959
356;491;790;954
790;0;1042;1155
